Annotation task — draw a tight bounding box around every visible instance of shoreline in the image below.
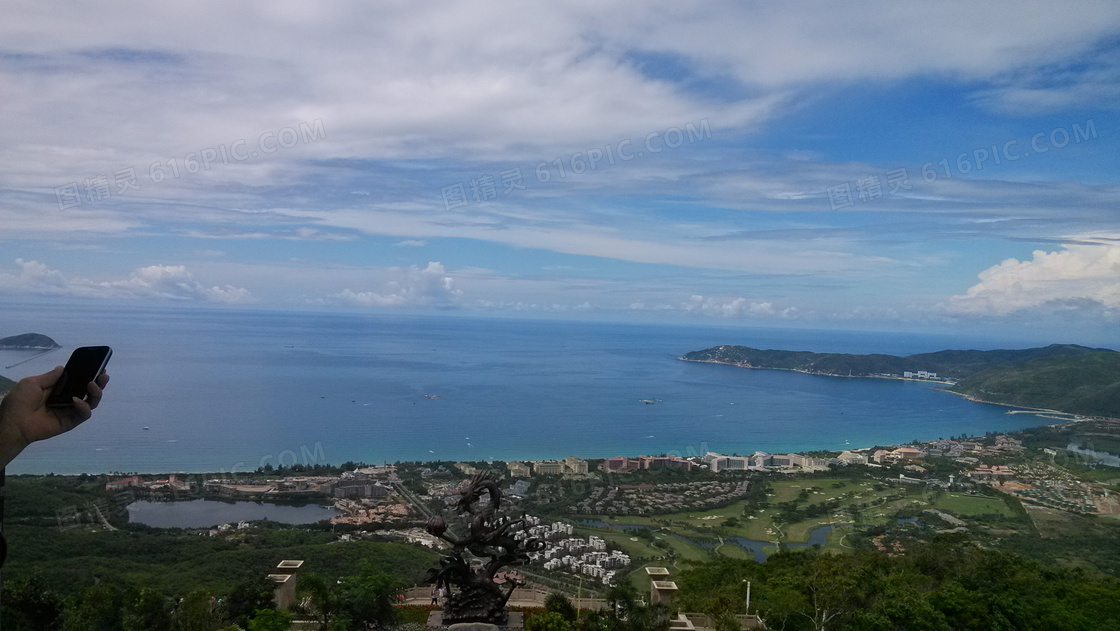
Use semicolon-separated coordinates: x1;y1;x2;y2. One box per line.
682;356;1088;421
678;357;957;385
935;387;1081;420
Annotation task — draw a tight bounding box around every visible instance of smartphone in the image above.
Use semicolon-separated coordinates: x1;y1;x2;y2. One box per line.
46;346;112;408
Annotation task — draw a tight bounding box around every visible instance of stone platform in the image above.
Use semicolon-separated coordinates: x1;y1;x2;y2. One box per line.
427;611;524;629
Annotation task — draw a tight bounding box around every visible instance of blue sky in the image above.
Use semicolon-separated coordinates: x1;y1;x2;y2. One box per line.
1;2;1119;343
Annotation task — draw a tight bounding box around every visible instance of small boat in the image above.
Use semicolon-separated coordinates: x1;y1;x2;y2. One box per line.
143;426;150;430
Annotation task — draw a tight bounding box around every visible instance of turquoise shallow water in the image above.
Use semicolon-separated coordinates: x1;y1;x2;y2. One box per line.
0;303;1069;474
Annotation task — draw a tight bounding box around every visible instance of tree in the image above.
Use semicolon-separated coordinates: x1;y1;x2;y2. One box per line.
334;563;403;629
584;582;668;631
248;608;292;631
124;587;173;631
0;573;65;631
752;584;807;631
223;577;276;628
545;592;578;622
761;552;866;631
62;583;125;631
173;590;222;631
299;572;338;630
712;613;740;631
526;611;572;631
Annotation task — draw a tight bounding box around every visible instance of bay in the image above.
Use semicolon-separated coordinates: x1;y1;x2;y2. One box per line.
0;303;1069;474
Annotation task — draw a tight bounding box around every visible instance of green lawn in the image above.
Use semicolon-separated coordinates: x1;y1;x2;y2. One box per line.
585;478;894;551
933;493;1016;516
579;478;1019;567
572;527;665;560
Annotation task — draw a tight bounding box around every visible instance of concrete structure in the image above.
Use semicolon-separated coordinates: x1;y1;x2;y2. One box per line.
704;452;751;472
333;481;392;499
892;447;923;460
268;560;303;610
670;613;766;631
506;461;531;478
601;456;641;473
704;451;828;473
565;456;589;474
534;460;565;476
639;455;697;471
507;479;532;499
650;580;678;605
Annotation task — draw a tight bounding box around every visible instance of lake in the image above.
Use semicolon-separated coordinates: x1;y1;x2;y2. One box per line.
126;499;338;529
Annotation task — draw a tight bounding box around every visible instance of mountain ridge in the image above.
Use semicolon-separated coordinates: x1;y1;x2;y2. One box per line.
680;343;1120;416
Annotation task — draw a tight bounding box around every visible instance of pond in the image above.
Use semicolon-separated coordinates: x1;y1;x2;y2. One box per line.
1066;443;1120;467
127;499;338;529
727;524;837;562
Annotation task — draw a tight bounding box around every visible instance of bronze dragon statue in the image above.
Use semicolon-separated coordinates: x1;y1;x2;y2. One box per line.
424;471;544;624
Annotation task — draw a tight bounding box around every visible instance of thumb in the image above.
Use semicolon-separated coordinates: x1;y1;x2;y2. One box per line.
26;366;65;392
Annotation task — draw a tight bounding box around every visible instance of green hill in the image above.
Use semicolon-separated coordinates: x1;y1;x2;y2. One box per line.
950;352;1120;417
679;343;1108;381
0;333;60;349
0;374;14;396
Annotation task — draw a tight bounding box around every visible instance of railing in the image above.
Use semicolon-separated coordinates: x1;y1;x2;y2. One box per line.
402;585;606;610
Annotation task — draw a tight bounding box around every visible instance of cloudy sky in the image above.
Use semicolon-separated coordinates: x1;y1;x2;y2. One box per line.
2;1;1119;341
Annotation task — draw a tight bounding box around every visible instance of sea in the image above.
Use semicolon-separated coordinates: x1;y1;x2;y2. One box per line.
0;303;1076;475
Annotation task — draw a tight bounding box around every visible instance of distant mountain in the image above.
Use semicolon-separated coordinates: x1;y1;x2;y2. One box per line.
0;333;60;349
679;343;1110;381
680;343;1120;417
950;352;1120;417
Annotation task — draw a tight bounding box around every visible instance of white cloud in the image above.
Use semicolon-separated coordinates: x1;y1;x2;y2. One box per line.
0;259;253;304
3;1;1117;193
333;262;462;307
1;3;1117;324
678;294;798;318
948;241;1120;316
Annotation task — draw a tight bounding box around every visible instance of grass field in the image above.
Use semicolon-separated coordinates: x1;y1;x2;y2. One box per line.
932;493;1016;516
576;476;1030;588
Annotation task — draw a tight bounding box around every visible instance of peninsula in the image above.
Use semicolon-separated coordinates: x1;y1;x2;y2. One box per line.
680;343;1120;417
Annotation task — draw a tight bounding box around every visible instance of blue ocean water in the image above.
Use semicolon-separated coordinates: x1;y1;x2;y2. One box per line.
0;304;1065;474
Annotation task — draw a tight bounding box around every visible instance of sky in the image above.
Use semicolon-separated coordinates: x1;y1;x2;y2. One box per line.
2;1;1119;344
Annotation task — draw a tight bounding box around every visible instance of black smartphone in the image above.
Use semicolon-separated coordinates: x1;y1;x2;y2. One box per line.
46;346;112;408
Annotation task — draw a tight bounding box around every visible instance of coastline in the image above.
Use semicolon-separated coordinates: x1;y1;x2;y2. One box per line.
677;356;957;385
935;387;1081;421
680;356;1089;421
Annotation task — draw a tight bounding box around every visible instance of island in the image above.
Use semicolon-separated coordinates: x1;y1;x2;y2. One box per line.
0;333;61;350
0;333;61;395
680;343;1120;417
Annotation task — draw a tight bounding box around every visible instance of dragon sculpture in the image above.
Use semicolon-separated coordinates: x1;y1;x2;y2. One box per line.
424;471;544;624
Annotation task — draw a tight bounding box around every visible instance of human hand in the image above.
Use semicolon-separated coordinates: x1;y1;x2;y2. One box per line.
0;365;109;469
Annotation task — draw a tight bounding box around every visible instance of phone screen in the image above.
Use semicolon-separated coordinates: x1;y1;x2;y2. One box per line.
46;346;112;408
